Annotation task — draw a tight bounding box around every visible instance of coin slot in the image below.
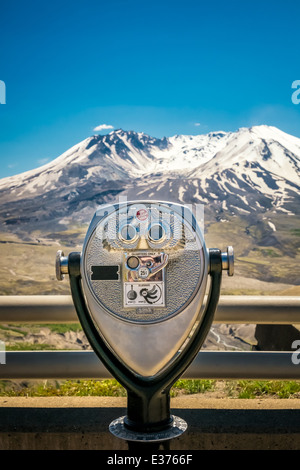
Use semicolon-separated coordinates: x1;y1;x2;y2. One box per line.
127;256;140;270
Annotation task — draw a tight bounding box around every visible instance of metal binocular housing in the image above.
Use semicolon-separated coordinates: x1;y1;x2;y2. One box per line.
56;200;234;443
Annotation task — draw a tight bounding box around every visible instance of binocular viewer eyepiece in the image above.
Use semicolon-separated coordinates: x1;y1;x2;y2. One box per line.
56;200;233;443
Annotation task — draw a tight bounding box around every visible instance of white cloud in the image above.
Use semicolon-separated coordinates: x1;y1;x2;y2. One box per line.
37;158;50;165
194;122;201;127
93;124;114;132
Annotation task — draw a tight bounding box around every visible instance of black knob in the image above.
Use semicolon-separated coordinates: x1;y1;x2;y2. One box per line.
127;289;137;300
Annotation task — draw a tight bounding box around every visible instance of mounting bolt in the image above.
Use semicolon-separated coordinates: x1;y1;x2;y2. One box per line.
221;246;234;276
56;250;69;281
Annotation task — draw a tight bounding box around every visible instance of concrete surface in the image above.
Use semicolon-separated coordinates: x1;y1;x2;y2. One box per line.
0;396;300;450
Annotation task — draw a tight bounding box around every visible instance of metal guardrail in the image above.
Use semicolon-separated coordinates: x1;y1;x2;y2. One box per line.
0;295;299;380
0;295;299;324
1;350;300;380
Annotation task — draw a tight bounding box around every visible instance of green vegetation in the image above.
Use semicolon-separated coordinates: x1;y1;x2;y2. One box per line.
5;343;56;351
170;379;215;397
0;379;126;397
30;323;82;335
0;379;215;397
0;325;27;335
0;325;27;338
0;323;82;335
254;248;281;258
0;378;300;399
0;323;84;351
227;380;300;399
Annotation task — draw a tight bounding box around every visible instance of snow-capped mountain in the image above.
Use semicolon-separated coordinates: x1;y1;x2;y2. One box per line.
0;130;165;197
0;125;299;232
0;128;231;196
131;125;300;218
189;125;300;213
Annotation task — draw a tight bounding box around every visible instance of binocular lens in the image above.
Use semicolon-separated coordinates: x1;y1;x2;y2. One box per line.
148;223;165;242
119;224;137;242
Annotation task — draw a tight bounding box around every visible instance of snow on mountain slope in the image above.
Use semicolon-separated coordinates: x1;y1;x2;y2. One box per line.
0;130;168;199
0;129;232;197
0;125;299;231
167;125;300;216
149;131;231;173
1;125;299;193
190;126;300;186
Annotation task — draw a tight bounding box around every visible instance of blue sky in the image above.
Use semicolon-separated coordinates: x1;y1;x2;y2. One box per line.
0;0;299;178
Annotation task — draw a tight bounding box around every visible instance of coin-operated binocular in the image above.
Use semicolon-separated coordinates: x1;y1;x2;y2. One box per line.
56;200;233;443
